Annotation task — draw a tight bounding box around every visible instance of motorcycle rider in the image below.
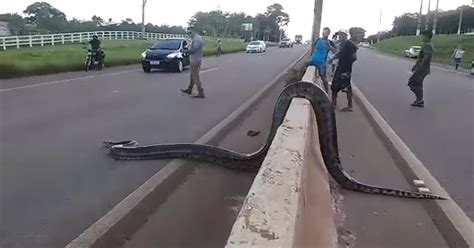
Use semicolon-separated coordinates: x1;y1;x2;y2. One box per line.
88;35;103;64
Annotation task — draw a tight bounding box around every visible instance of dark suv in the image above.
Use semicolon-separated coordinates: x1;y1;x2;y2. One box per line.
141;39;191;73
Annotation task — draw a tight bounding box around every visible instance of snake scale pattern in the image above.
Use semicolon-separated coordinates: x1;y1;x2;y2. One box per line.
104;81;446;200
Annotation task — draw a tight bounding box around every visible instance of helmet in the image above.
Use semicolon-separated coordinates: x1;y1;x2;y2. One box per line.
338;29;349;36
92;34;98;39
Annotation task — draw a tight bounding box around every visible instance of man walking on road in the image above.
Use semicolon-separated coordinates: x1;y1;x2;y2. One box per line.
181;29;205;98
330;29;357;112
408;30;433;107
309;27;335;92
451;45;464;71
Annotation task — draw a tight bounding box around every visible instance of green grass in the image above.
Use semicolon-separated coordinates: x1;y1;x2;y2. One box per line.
375;35;474;69
0;40;246;78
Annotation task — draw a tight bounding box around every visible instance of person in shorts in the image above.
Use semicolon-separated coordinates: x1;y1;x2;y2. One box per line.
451;45;464;71
408;30;433;107
330;29;357;112
309;27;336;92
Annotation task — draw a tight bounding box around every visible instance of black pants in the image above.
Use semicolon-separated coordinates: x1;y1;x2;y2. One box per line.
408;71;428;101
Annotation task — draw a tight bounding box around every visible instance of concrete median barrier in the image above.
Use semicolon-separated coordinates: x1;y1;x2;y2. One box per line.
226;66;337;248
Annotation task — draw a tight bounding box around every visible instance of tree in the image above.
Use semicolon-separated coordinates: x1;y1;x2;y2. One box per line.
0;13;27;35
23;2;68;32
392;13;418;36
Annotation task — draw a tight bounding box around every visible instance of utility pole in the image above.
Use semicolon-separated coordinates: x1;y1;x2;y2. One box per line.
416;0;424;35
141;0;147;39
424;0;431;31
457;7;463;35
432;0;439;35
377;10;382;43
311;0;323;54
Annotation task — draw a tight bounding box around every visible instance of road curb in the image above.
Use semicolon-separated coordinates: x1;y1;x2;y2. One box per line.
66;50;309;248
352;85;473;248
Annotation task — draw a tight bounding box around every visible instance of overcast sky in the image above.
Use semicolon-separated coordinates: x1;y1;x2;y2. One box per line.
3;0;471;39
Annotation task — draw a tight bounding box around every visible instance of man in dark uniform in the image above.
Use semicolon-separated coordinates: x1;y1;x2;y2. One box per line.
408;30;433;107
330;29;357;112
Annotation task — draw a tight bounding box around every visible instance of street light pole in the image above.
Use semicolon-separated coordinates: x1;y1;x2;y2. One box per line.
432;0;439;35
377;10;382;43
457;7;463;35
416;0;424;35
424;0;431;31
141;0;147;39
311;0;323;54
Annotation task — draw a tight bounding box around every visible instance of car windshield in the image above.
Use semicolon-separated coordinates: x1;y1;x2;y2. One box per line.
249;41;261;45
151;40;182;50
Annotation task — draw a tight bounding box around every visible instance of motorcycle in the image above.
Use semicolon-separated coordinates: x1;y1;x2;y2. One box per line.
85;49;105;71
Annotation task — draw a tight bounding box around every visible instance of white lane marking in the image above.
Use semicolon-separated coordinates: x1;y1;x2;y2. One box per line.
201;67;218;73
0;69;140;93
112;90;119;94
432;65;468;75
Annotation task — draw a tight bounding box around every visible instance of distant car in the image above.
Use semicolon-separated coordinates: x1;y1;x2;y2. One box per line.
141;38;191;73
294;35;303;44
246;41;266;53
404;46;421;58
279;38;293;48
359;42;370;48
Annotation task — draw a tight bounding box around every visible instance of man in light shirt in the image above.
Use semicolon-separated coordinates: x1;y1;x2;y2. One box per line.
181;29;205;98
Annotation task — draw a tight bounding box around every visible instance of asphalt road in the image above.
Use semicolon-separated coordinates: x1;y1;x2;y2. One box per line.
352;49;474;219
0;45;307;248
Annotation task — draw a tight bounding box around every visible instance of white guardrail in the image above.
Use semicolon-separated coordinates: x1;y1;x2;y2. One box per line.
0;31;241;50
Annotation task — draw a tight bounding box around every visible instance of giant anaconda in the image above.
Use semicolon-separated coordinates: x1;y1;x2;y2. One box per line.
104;81;446;200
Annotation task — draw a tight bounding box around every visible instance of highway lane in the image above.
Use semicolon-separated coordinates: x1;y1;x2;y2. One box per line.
352;49;474;219
0;45;307;248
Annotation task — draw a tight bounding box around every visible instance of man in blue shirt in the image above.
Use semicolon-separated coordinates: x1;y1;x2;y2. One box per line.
309;27;335;92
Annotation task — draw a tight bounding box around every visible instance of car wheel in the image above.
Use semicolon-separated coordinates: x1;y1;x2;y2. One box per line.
143;67;151;73
175;60;184;73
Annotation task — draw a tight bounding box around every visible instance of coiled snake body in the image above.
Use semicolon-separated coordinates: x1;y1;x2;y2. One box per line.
104;81;445;200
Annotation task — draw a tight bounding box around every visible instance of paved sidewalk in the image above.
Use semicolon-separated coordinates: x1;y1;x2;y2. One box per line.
333;102;449;248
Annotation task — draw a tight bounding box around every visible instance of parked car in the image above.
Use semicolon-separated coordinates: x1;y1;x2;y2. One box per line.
404;46;421;58
279;38;293;48
246;41;266;53
141;38;191;73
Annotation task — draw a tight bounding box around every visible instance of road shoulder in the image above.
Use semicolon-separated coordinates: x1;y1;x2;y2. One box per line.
333;101;449;248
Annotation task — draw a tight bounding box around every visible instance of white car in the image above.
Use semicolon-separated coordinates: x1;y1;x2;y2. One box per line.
359;42;370;48
246;41;266;53
404;46;421;58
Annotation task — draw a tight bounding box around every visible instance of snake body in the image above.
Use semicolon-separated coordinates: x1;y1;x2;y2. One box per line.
104;81;446;200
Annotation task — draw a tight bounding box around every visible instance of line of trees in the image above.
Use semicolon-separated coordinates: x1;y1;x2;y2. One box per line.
188;3;290;42
0;2;186;36
0;1;291;42
367;5;474;43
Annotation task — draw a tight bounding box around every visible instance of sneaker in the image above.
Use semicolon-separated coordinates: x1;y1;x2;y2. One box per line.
411;100;424;107
180;89;192;95
340;106;353;112
191;93;205;98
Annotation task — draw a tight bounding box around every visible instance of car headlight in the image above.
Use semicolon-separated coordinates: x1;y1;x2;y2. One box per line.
167;52;181;59
141;51;147;59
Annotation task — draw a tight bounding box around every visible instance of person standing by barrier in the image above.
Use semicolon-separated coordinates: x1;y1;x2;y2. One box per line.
408;30;433;108
216;38;222;57
330;29;357;112
309;27;336;92
181;30;205;98
451;45;464;71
